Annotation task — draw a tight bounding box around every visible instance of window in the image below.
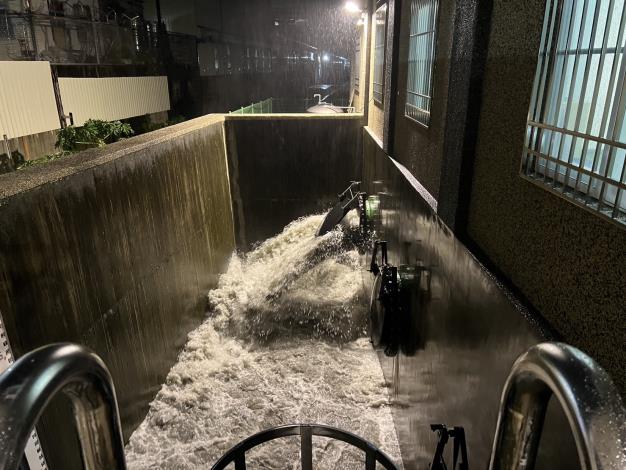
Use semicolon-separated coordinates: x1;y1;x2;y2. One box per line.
244;47;251;72
214;46;220;73
226;45;232;74
1;8;13;40
405;0;438;126
372;3;387;104
523;0;626;226
354;43;361;91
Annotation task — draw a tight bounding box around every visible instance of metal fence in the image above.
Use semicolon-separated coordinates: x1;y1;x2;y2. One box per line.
229;98;274;114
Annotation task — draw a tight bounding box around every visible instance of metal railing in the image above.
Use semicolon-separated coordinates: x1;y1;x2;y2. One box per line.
1;342;624;470
229;98;274;114
0;343;127;470
489;342;626;470
211;423;399;470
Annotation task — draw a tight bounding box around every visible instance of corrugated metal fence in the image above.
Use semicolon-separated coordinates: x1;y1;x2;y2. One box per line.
0;61;59;139
58;76;170;126
0;61;171;139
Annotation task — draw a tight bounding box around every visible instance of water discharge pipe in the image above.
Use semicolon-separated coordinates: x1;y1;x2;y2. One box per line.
0;343;127;470
489;342;626;470
316;181;366;236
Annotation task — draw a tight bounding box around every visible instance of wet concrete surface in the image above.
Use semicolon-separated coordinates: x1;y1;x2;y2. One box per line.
224;114;364;249
0;116;235;468
362;132;579;469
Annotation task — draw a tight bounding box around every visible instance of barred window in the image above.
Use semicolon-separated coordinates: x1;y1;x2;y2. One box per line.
372;3;387;104
405;0;438;126
522;0;626;226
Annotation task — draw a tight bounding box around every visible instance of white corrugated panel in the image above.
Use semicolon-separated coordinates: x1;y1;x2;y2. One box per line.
0;61;60;139
58;76;170;126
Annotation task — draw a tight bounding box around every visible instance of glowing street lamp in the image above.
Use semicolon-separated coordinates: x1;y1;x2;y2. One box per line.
344;1;362;13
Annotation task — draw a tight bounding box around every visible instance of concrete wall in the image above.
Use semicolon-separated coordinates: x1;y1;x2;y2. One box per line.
224;114;364;248
390;0;456;202
466;0;626;397
0;115;235;468
363;130;579;470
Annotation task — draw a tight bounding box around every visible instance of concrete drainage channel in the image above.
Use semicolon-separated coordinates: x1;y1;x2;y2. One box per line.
0;115;625;469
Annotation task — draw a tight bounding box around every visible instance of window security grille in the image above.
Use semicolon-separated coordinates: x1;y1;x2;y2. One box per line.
405;0;438;126
373;3;387;104
522;0;626;226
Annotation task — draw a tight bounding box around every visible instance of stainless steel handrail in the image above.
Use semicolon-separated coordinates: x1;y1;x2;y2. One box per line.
489;342;626;470
0;343;127;470
211;423;399;470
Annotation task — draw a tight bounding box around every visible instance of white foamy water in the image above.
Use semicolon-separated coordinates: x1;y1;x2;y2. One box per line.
126;214;402;469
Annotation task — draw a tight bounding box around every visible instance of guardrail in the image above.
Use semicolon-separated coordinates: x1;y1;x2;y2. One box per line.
489;342;626;470
0;343;126;470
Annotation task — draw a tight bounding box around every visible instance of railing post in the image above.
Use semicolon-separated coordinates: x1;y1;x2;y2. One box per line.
300;425;312;470
489;342;626;470
0;344;127;470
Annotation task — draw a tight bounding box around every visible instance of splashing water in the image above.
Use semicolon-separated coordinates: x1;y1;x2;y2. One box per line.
125;214;402;469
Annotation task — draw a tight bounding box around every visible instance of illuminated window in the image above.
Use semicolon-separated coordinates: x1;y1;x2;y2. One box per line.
405;0;438;126
372;3;387;104
354;43;361;91
522;0;626;226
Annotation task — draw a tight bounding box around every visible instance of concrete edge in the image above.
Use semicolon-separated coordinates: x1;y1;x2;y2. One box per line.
0;114;226;202
0;113;366;202
223;113;365;121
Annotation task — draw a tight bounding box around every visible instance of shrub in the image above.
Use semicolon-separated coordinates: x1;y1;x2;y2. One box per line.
17;151;72;170
56;119;134;152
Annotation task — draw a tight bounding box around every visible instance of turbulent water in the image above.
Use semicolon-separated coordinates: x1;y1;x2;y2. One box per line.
126;214;402;469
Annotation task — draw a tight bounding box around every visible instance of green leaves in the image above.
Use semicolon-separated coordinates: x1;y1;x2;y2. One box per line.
56;119;134;152
16;151;71;170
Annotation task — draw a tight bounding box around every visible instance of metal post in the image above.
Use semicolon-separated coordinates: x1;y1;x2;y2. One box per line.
50;65;67;128
26;2;37;59
2;134;13;171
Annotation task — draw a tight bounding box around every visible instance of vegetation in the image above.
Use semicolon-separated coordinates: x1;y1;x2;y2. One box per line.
16;152;72;170
16;115;186;171
56;119;134;152
16;119;133;170
130;114;186;134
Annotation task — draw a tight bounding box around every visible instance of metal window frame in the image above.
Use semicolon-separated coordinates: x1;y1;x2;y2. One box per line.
404;0;439;127
521;0;626;228
372;2;388;106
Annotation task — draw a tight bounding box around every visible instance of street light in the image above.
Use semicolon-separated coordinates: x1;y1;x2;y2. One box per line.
344;1;362;13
